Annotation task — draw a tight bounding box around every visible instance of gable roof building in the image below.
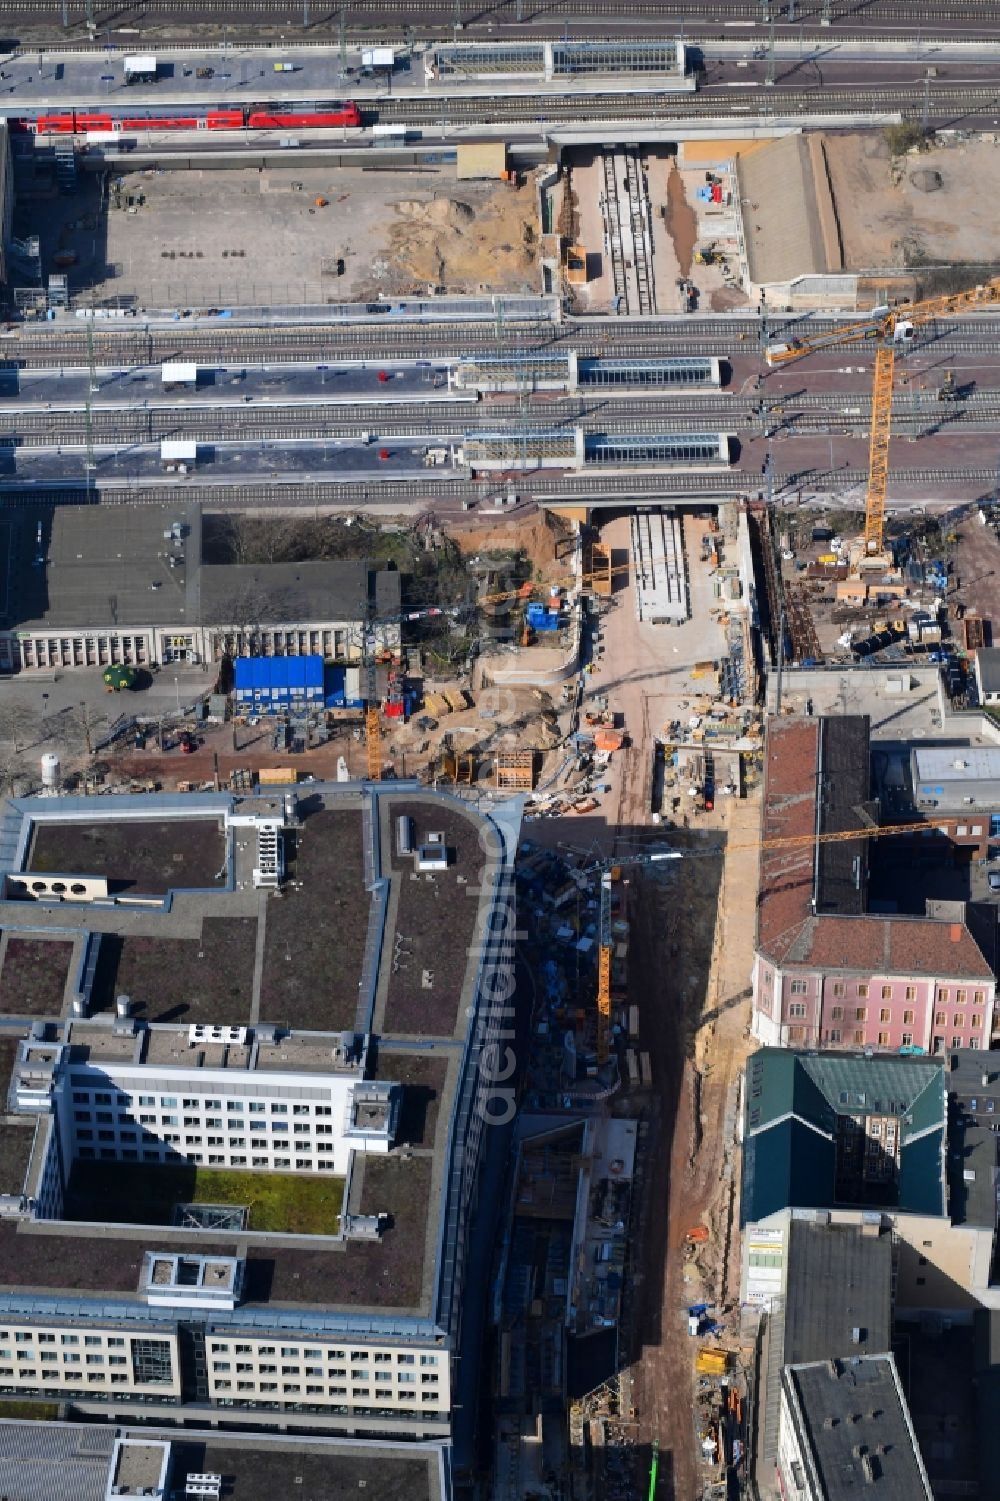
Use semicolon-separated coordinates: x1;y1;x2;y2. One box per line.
753;716;996;1054
742;1049;947;1228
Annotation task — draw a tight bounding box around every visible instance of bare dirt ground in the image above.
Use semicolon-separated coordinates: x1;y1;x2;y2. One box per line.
359;181;538;298
627;796;759;1501
946;518;1000;643
823;131;1000;268
664;161;698;280
450;510;575;579
107;728;372;790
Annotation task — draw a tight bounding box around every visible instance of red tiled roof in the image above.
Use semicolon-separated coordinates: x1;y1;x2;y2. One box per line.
757;718;993;980
757;718;821;963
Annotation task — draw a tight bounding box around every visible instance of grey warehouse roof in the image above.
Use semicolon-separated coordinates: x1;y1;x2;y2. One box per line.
0;503;400;631
911;744;1000;811
911;746;1000;784
783;1355;933;1501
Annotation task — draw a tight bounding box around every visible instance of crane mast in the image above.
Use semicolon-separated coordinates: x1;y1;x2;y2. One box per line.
766;276;1000;567
865;344;895;557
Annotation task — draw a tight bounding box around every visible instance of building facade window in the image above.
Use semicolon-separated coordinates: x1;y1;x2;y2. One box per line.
131;1339;173;1387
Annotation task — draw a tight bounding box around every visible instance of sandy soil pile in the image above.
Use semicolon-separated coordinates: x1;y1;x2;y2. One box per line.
359;184;538;295
450;512;574;578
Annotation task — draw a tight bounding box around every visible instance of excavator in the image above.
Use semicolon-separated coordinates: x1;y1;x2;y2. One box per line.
766;277;1000;573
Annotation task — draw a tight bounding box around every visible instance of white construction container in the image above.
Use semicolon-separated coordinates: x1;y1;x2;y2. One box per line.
160;440;197;463
161;362;197;387
123;55;157;83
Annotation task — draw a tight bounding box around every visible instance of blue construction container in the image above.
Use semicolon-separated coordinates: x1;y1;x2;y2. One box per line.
324;666;363;710
234;656;325;713
526;602;562;633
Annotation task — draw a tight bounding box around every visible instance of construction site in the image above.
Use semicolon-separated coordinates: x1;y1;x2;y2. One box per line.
7;274;990;1501
0;485;767;1501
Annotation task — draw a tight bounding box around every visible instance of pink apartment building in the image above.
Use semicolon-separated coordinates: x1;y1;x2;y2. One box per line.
752;716;997;1054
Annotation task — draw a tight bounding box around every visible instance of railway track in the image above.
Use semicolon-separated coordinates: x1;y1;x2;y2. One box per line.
4;0;1000;27
0;464;989;514
13;388;1000;445
6;79;989;125
0;320;566;366
372;83;1000;123
8;314;1000;370
9;381;1000;438
9;410;994;445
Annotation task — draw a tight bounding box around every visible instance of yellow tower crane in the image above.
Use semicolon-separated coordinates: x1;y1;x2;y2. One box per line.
594;811;991;1067
766;278;1000;565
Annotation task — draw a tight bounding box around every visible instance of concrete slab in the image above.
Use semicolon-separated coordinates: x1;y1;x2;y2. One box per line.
15;162;517;307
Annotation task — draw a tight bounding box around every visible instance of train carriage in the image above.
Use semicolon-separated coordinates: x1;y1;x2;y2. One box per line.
24;101;362;135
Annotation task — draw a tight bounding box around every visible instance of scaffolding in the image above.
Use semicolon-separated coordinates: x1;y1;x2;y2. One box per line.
452;352;568;393
495;749;536;792
746;505;784;671
551;40;684;77
784;581;823;664
461;428;579;471
434;42;545;77
587;539;613;596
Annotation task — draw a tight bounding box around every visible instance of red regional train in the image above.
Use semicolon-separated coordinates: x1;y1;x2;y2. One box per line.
16;102;363;134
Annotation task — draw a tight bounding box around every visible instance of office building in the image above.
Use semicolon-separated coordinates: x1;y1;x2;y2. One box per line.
0;503;401;673
0;781;519;1439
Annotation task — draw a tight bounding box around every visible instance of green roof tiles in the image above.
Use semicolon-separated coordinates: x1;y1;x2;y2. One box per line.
742;1049;946;1226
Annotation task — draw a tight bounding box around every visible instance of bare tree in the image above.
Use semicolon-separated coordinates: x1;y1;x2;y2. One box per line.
50;702;97;757
208;584;286;662
0;701;39;755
